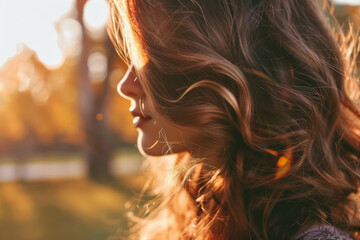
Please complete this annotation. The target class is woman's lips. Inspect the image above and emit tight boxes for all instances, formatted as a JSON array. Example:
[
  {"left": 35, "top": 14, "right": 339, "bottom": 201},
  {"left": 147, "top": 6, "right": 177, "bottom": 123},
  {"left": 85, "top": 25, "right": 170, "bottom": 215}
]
[{"left": 131, "top": 111, "right": 151, "bottom": 128}]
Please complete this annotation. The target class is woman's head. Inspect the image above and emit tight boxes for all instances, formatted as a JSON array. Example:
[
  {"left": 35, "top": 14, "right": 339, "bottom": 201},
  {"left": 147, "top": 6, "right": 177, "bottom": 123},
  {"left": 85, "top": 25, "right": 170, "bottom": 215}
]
[
  {"left": 109, "top": 0, "right": 360, "bottom": 239},
  {"left": 110, "top": 0, "right": 356, "bottom": 159}
]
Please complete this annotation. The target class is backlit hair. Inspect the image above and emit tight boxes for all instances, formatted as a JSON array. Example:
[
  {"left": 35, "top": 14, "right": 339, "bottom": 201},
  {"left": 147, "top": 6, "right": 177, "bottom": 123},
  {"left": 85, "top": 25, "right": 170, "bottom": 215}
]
[{"left": 108, "top": 0, "right": 360, "bottom": 239}]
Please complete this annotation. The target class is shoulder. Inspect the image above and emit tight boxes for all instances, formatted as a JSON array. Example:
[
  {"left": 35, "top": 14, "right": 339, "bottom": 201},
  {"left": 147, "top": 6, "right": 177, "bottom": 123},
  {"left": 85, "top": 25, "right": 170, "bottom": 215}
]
[{"left": 294, "top": 225, "right": 354, "bottom": 240}]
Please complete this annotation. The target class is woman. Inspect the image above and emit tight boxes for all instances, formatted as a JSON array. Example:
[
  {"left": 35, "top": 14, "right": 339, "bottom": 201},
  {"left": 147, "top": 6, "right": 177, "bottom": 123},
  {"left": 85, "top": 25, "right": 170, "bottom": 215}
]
[{"left": 108, "top": 0, "right": 360, "bottom": 239}]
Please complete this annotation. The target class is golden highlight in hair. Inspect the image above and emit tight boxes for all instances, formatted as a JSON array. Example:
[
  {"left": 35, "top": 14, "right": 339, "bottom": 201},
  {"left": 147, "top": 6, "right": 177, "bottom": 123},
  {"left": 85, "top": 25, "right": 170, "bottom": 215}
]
[{"left": 109, "top": 0, "right": 148, "bottom": 68}]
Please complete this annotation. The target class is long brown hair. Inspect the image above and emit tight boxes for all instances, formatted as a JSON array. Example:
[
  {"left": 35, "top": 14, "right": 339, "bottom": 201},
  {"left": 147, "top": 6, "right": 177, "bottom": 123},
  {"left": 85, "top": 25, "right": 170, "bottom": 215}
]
[{"left": 108, "top": 0, "right": 360, "bottom": 239}]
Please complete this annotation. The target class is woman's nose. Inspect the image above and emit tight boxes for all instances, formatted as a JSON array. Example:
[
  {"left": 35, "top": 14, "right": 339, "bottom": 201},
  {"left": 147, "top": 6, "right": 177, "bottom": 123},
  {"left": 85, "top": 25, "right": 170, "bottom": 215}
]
[{"left": 117, "top": 65, "right": 142, "bottom": 100}]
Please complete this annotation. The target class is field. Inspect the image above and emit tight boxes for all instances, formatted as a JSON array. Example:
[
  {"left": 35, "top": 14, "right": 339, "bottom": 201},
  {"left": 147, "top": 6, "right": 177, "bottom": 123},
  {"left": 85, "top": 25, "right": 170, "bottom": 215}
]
[{"left": 0, "top": 174, "right": 146, "bottom": 240}]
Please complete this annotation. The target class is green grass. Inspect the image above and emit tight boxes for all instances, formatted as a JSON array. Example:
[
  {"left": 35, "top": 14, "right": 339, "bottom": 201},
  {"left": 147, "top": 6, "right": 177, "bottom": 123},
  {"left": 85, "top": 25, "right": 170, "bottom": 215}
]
[{"left": 0, "top": 177, "right": 145, "bottom": 240}]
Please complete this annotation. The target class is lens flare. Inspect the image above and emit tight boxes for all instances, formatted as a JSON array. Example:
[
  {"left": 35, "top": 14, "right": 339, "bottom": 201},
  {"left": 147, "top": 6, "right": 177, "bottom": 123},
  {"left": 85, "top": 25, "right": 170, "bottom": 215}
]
[
  {"left": 87, "top": 51, "right": 108, "bottom": 84},
  {"left": 83, "top": 0, "right": 109, "bottom": 39},
  {"left": 58, "top": 18, "right": 83, "bottom": 58}
]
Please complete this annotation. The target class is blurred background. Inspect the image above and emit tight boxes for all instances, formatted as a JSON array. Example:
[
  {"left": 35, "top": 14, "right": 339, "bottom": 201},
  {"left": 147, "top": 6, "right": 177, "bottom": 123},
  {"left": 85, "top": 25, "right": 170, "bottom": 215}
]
[{"left": 0, "top": 0, "right": 359, "bottom": 239}]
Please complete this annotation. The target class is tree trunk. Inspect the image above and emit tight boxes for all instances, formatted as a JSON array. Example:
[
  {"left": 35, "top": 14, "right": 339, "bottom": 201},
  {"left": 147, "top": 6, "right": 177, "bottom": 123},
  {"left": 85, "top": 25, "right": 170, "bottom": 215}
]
[{"left": 76, "top": 0, "right": 113, "bottom": 180}]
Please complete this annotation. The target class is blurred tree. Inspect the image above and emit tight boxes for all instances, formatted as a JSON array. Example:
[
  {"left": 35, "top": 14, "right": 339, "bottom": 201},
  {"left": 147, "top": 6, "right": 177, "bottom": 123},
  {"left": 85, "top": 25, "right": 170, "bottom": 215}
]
[
  {"left": 0, "top": 50, "right": 84, "bottom": 156},
  {"left": 76, "top": 0, "right": 114, "bottom": 180},
  {"left": 0, "top": 0, "right": 137, "bottom": 169}
]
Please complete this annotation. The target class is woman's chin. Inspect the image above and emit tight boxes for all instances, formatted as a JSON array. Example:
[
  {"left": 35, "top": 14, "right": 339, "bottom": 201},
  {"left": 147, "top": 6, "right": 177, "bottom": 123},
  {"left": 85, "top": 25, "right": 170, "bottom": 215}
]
[
  {"left": 137, "top": 130, "right": 163, "bottom": 156},
  {"left": 136, "top": 130, "right": 186, "bottom": 157}
]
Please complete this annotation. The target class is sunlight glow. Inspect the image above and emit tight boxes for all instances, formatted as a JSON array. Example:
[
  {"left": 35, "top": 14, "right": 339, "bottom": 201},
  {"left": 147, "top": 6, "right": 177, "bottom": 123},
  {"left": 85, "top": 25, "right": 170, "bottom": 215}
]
[
  {"left": 332, "top": 0, "right": 360, "bottom": 5},
  {"left": 112, "top": 0, "right": 149, "bottom": 69},
  {"left": 88, "top": 51, "right": 108, "bottom": 84},
  {"left": 28, "top": 24, "right": 64, "bottom": 70},
  {"left": 0, "top": 0, "right": 75, "bottom": 69},
  {"left": 17, "top": 62, "right": 35, "bottom": 92},
  {"left": 58, "top": 18, "right": 83, "bottom": 58},
  {"left": 30, "top": 78, "right": 50, "bottom": 105},
  {"left": 83, "top": 0, "right": 109, "bottom": 39}
]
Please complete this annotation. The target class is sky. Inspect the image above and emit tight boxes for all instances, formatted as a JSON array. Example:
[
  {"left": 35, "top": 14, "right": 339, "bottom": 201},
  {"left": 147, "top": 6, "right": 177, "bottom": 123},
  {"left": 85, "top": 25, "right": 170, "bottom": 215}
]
[{"left": 0, "top": 0, "right": 108, "bottom": 70}]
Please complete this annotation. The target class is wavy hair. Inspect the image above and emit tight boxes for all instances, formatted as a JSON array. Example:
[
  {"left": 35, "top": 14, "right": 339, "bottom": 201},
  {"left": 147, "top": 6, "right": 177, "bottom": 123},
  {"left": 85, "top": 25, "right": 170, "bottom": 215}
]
[{"left": 108, "top": 0, "right": 360, "bottom": 239}]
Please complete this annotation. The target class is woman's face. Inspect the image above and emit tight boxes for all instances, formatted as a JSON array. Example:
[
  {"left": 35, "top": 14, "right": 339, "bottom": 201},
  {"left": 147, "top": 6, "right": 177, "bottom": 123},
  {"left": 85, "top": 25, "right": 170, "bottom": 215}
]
[{"left": 118, "top": 65, "right": 190, "bottom": 156}]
